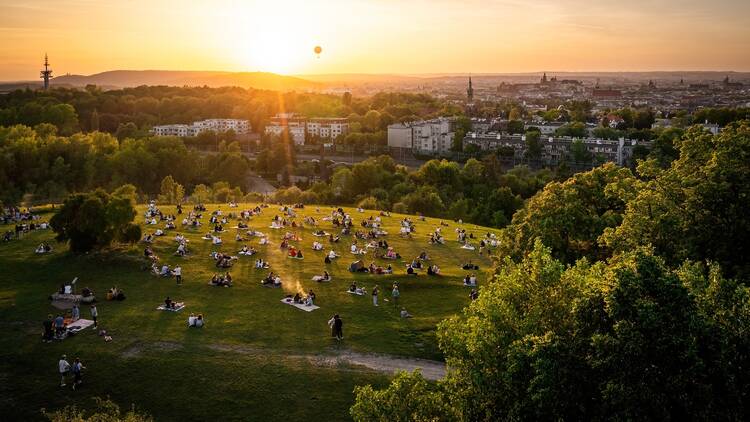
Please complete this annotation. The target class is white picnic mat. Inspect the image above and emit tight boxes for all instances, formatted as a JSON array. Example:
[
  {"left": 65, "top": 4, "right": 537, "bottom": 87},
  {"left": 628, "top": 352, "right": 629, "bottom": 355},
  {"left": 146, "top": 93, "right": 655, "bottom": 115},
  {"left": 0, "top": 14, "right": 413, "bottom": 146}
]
[
  {"left": 346, "top": 290, "right": 366, "bottom": 296},
  {"left": 156, "top": 303, "right": 185, "bottom": 312},
  {"left": 280, "top": 298, "right": 319, "bottom": 312},
  {"left": 67, "top": 318, "right": 95, "bottom": 333}
]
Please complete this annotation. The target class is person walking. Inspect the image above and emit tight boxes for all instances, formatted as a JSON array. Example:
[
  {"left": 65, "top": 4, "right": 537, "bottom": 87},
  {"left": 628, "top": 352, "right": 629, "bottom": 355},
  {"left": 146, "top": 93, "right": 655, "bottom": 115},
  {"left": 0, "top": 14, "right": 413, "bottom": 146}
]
[
  {"left": 391, "top": 284, "right": 400, "bottom": 307},
  {"left": 372, "top": 285, "right": 379, "bottom": 306},
  {"left": 173, "top": 265, "right": 182, "bottom": 285},
  {"left": 58, "top": 355, "right": 70, "bottom": 387},
  {"left": 71, "top": 358, "right": 86, "bottom": 390},
  {"left": 90, "top": 304, "right": 98, "bottom": 328},
  {"left": 328, "top": 314, "right": 343, "bottom": 341}
]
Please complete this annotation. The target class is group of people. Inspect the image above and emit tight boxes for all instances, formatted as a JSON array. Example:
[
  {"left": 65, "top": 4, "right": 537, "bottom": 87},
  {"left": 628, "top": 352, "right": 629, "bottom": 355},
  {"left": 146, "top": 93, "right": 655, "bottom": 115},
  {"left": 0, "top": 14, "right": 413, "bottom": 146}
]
[
  {"left": 210, "top": 272, "right": 233, "bottom": 287},
  {"left": 292, "top": 289, "right": 316, "bottom": 306},
  {"left": 58, "top": 354, "right": 86, "bottom": 389},
  {"left": 187, "top": 313, "right": 205, "bottom": 327},
  {"left": 261, "top": 272, "right": 282, "bottom": 287}
]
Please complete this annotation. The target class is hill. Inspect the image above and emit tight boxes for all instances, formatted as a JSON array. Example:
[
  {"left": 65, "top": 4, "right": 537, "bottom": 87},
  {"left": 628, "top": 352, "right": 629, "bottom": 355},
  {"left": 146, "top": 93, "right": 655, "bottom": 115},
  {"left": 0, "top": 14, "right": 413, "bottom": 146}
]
[
  {"left": 49, "top": 70, "right": 320, "bottom": 91},
  {"left": 0, "top": 203, "right": 499, "bottom": 421}
]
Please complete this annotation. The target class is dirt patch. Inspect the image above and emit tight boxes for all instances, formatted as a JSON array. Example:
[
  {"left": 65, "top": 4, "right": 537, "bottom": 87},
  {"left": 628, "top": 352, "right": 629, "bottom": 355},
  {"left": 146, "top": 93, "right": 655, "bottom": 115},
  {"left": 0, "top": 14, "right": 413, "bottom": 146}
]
[
  {"left": 121, "top": 341, "right": 182, "bottom": 358},
  {"left": 318, "top": 352, "right": 446, "bottom": 381}
]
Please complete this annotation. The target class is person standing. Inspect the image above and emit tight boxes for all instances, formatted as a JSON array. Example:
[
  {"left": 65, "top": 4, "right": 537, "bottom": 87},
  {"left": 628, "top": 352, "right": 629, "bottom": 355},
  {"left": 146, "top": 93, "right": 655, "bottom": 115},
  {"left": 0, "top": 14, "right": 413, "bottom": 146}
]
[
  {"left": 372, "top": 285, "right": 379, "bottom": 306},
  {"left": 90, "top": 304, "right": 98, "bottom": 328},
  {"left": 333, "top": 314, "right": 343, "bottom": 340},
  {"left": 173, "top": 265, "right": 182, "bottom": 285},
  {"left": 54, "top": 314, "right": 65, "bottom": 339},
  {"left": 71, "top": 304, "right": 80, "bottom": 321},
  {"left": 58, "top": 355, "right": 70, "bottom": 387},
  {"left": 391, "top": 284, "right": 400, "bottom": 307},
  {"left": 43, "top": 315, "right": 54, "bottom": 342},
  {"left": 71, "top": 358, "right": 85, "bottom": 390}
]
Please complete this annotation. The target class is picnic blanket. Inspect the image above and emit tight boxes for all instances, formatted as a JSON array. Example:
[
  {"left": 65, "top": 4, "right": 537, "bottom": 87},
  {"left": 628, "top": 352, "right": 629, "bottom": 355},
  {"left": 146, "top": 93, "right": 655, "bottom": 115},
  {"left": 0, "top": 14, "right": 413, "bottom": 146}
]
[
  {"left": 280, "top": 298, "right": 319, "bottom": 312},
  {"left": 157, "top": 302, "right": 185, "bottom": 312},
  {"left": 346, "top": 290, "right": 366, "bottom": 296},
  {"left": 461, "top": 244, "right": 476, "bottom": 250},
  {"left": 312, "top": 276, "right": 331, "bottom": 282},
  {"left": 67, "top": 318, "right": 95, "bottom": 334}
]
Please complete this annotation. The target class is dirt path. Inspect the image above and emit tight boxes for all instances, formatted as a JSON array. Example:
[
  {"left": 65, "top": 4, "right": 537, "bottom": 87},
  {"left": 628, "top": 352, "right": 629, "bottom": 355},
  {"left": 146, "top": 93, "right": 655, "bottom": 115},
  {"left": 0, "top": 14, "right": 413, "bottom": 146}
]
[{"left": 324, "top": 351, "right": 446, "bottom": 381}]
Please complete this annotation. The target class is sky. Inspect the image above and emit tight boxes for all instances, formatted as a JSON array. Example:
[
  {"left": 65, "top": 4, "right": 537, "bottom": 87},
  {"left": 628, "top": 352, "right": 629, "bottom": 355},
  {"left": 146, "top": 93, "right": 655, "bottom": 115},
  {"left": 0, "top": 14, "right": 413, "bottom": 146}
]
[{"left": 1, "top": 0, "right": 749, "bottom": 80}]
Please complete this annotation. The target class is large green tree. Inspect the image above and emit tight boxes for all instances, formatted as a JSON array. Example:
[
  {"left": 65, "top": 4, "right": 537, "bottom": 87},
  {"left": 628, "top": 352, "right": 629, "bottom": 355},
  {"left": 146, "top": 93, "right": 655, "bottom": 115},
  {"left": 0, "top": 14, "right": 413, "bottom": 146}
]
[{"left": 50, "top": 189, "right": 141, "bottom": 253}]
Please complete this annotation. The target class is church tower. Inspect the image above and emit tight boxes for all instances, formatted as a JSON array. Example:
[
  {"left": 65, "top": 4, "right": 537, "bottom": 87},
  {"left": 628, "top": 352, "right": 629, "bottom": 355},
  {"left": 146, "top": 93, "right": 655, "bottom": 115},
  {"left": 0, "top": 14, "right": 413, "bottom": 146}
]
[
  {"left": 467, "top": 76, "right": 474, "bottom": 103},
  {"left": 40, "top": 54, "right": 52, "bottom": 90}
]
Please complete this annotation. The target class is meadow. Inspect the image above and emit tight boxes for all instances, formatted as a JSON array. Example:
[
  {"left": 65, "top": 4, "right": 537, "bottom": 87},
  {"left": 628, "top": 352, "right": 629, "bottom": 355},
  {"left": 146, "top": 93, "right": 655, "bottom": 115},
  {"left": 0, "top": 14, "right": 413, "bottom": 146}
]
[{"left": 0, "top": 203, "right": 500, "bottom": 421}]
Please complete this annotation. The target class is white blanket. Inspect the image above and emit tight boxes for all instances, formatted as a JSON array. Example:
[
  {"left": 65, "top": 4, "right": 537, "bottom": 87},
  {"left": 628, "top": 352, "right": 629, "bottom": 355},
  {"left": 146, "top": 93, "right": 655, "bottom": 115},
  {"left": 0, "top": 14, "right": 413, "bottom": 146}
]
[
  {"left": 280, "top": 298, "right": 319, "bottom": 312},
  {"left": 67, "top": 318, "right": 95, "bottom": 333},
  {"left": 346, "top": 290, "right": 366, "bottom": 296},
  {"left": 157, "top": 303, "right": 185, "bottom": 312}
]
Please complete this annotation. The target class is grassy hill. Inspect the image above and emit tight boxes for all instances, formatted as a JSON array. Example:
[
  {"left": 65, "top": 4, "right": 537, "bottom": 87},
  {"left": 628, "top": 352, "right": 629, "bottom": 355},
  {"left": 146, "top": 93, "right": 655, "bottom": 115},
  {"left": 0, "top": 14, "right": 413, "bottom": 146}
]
[{"left": 0, "top": 203, "right": 500, "bottom": 421}]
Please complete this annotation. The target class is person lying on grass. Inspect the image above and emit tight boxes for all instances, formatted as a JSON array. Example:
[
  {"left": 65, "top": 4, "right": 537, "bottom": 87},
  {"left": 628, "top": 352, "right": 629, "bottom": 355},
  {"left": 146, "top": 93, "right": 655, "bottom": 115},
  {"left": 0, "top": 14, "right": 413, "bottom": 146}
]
[{"left": 313, "top": 271, "right": 331, "bottom": 282}]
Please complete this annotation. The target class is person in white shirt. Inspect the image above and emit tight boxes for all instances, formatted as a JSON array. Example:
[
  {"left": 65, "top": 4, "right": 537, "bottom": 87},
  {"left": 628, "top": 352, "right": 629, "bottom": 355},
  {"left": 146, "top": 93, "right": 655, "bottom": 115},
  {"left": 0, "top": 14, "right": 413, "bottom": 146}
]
[
  {"left": 187, "top": 313, "right": 196, "bottom": 327},
  {"left": 173, "top": 266, "right": 182, "bottom": 285},
  {"left": 58, "top": 355, "right": 71, "bottom": 387}
]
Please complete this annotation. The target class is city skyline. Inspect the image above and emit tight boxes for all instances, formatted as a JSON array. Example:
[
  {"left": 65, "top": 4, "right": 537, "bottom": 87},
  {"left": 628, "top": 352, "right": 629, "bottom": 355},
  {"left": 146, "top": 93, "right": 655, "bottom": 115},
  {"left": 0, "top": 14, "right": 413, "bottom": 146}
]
[{"left": 1, "top": 0, "right": 750, "bottom": 81}]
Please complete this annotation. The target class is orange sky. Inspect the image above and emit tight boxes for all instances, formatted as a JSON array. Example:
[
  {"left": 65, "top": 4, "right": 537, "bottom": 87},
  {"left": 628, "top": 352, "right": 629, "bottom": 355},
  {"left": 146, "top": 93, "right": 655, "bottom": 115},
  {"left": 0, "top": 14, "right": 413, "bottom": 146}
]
[{"left": 1, "top": 0, "right": 749, "bottom": 80}]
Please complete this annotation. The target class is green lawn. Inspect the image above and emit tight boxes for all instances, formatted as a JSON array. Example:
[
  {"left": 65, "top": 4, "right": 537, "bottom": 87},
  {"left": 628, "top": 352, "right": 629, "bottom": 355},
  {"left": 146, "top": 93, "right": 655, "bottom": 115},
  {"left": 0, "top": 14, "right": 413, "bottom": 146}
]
[{"left": 0, "top": 203, "right": 499, "bottom": 421}]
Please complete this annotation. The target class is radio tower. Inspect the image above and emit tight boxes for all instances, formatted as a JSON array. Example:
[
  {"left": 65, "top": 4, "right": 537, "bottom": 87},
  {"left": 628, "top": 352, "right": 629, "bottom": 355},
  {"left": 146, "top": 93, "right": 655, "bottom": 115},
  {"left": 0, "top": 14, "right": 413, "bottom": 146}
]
[{"left": 40, "top": 54, "right": 52, "bottom": 90}]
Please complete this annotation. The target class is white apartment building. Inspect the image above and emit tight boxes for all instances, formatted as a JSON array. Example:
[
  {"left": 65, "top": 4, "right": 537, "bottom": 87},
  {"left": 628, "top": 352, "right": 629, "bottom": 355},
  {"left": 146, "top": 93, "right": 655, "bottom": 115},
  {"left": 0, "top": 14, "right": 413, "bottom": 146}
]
[
  {"left": 387, "top": 118, "right": 456, "bottom": 155},
  {"left": 264, "top": 114, "right": 349, "bottom": 146},
  {"left": 151, "top": 119, "right": 251, "bottom": 137}
]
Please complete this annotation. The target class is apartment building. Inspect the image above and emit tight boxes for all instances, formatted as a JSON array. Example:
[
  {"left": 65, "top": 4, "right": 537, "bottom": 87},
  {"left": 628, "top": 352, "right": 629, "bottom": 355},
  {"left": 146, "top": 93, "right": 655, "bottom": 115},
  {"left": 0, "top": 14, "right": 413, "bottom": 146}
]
[
  {"left": 387, "top": 117, "right": 456, "bottom": 155},
  {"left": 151, "top": 119, "right": 251, "bottom": 137}
]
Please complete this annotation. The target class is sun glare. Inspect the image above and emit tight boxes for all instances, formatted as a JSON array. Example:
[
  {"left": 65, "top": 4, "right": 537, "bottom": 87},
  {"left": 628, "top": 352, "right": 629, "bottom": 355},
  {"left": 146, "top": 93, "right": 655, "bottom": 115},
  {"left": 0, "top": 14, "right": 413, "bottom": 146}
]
[{"left": 222, "top": 1, "right": 321, "bottom": 74}]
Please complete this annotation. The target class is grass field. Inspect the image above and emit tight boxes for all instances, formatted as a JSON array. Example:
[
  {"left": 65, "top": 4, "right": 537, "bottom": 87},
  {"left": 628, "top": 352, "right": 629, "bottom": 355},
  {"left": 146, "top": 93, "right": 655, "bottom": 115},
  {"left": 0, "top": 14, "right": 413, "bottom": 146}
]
[{"left": 0, "top": 203, "right": 500, "bottom": 421}]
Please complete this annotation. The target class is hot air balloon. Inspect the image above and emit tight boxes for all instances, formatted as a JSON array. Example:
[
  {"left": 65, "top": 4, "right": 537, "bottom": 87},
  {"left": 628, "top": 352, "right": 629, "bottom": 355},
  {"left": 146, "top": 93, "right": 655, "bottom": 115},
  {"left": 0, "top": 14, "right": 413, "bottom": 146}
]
[{"left": 314, "top": 46, "right": 322, "bottom": 58}]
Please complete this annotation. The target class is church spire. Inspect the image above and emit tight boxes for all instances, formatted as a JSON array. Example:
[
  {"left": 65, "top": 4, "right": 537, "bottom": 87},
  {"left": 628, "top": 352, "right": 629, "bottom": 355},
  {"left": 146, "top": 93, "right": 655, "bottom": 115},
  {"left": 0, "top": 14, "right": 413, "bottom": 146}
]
[{"left": 467, "top": 75, "right": 474, "bottom": 103}]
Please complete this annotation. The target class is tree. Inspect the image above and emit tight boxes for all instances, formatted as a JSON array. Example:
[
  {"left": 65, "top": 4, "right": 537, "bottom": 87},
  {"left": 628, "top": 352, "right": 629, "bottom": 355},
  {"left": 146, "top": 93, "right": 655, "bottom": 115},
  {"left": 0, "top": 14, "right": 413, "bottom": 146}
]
[
  {"left": 603, "top": 121, "right": 750, "bottom": 278},
  {"left": 90, "top": 109, "right": 100, "bottom": 132},
  {"left": 351, "top": 371, "right": 454, "bottom": 422},
  {"left": 353, "top": 243, "right": 750, "bottom": 420},
  {"left": 568, "top": 139, "right": 592, "bottom": 163},
  {"left": 342, "top": 91, "right": 352, "bottom": 107},
  {"left": 158, "top": 175, "right": 185, "bottom": 204},
  {"left": 43, "top": 397, "right": 153, "bottom": 422},
  {"left": 115, "top": 122, "right": 139, "bottom": 141},
  {"left": 500, "top": 163, "right": 638, "bottom": 264},
  {"left": 524, "top": 130, "right": 542, "bottom": 162},
  {"left": 50, "top": 189, "right": 140, "bottom": 253}
]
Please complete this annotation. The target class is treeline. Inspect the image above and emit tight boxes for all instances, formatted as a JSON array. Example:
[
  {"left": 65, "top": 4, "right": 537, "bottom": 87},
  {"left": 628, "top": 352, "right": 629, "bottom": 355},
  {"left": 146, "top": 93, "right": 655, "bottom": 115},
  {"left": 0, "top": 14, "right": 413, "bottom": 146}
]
[
  {"left": 351, "top": 121, "right": 750, "bottom": 421},
  {"left": 271, "top": 155, "right": 556, "bottom": 228},
  {"left": 0, "top": 86, "right": 461, "bottom": 145},
  {"left": 0, "top": 124, "right": 249, "bottom": 205}
]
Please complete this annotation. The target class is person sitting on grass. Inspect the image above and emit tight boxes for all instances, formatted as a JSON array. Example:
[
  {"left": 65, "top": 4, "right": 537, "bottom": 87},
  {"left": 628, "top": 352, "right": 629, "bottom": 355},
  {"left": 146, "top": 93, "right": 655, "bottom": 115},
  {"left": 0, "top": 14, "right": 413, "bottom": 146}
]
[
  {"left": 324, "top": 255, "right": 332, "bottom": 264},
  {"left": 312, "top": 241, "right": 323, "bottom": 251},
  {"left": 164, "top": 296, "right": 175, "bottom": 309},
  {"left": 35, "top": 242, "right": 52, "bottom": 254},
  {"left": 203, "top": 232, "right": 213, "bottom": 240},
  {"left": 176, "top": 242, "right": 187, "bottom": 256},
  {"left": 400, "top": 308, "right": 413, "bottom": 318},
  {"left": 427, "top": 264, "right": 440, "bottom": 276},
  {"left": 406, "top": 265, "right": 416, "bottom": 275},
  {"left": 255, "top": 258, "right": 269, "bottom": 269},
  {"left": 160, "top": 264, "right": 171, "bottom": 277},
  {"left": 188, "top": 312, "right": 196, "bottom": 326},
  {"left": 469, "top": 289, "right": 479, "bottom": 300},
  {"left": 306, "top": 289, "right": 316, "bottom": 306}
]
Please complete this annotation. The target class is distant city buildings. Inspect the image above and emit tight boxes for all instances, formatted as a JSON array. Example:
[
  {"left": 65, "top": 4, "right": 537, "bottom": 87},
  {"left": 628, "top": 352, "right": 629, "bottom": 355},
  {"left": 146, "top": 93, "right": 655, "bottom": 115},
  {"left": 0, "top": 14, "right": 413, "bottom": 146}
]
[
  {"left": 387, "top": 117, "right": 456, "bottom": 155},
  {"left": 264, "top": 113, "right": 349, "bottom": 145},
  {"left": 151, "top": 119, "right": 251, "bottom": 137},
  {"left": 463, "top": 132, "right": 650, "bottom": 167}
]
